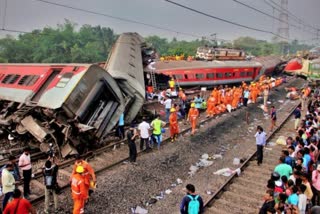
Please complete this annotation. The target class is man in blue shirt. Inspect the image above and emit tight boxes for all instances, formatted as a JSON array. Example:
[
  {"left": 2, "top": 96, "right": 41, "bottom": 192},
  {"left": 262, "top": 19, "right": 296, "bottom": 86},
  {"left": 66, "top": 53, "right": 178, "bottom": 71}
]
[{"left": 282, "top": 150, "right": 294, "bottom": 167}]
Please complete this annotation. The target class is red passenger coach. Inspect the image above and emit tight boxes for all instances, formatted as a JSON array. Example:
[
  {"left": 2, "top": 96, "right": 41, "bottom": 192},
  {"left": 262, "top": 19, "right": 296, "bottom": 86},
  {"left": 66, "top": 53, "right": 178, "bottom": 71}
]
[
  {"left": 154, "top": 60, "right": 262, "bottom": 86},
  {"left": 151, "top": 56, "right": 282, "bottom": 87}
]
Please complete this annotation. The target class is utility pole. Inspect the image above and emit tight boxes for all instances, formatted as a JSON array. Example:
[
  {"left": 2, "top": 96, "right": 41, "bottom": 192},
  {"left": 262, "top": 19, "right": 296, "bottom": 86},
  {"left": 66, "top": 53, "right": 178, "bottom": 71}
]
[
  {"left": 210, "top": 33, "right": 217, "bottom": 47},
  {"left": 277, "top": 0, "right": 289, "bottom": 55}
]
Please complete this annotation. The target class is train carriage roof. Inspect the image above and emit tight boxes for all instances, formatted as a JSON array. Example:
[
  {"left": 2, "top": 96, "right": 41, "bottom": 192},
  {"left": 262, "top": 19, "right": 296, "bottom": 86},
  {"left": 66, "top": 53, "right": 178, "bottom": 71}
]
[{"left": 153, "top": 60, "right": 262, "bottom": 71}]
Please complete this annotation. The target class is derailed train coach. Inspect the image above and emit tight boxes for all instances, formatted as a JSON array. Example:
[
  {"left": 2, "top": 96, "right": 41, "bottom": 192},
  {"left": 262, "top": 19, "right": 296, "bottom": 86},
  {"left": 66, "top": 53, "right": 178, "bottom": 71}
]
[
  {"left": 104, "top": 33, "right": 146, "bottom": 124},
  {"left": 0, "top": 32, "right": 148, "bottom": 157}
]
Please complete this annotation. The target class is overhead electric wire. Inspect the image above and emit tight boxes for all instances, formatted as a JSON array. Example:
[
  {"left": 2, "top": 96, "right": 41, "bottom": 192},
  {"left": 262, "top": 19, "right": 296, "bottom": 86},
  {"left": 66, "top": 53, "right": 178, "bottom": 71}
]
[
  {"left": 164, "top": 0, "right": 288, "bottom": 40},
  {"left": 32, "top": 0, "right": 213, "bottom": 41}
]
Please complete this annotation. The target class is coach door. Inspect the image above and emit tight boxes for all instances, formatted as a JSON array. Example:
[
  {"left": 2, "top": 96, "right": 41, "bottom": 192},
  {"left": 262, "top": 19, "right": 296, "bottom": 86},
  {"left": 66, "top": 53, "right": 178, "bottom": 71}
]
[{"left": 31, "top": 69, "right": 62, "bottom": 102}]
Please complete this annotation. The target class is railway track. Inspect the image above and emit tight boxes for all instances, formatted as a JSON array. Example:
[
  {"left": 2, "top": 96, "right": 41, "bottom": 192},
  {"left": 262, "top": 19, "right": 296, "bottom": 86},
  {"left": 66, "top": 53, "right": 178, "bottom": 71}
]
[
  {"left": 15, "top": 77, "right": 296, "bottom": 209},
  {"left": 203, "top": 100, "right": 300, "bottom": 213},
  {"left": 28, "top": 94, "right": 230, "bottom": 206}
]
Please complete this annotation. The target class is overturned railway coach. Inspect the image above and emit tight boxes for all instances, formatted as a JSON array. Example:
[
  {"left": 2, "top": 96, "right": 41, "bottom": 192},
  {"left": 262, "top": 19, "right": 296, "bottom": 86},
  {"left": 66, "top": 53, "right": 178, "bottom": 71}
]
[{"left": 0, "top": 32, "right": 148, "bottom": 157}]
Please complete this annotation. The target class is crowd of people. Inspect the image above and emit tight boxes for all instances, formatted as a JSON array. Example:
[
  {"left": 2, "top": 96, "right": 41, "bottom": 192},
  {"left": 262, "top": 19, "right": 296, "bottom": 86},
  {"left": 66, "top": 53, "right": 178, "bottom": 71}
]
[
  {"left": 128, "top": 75, "right": 306, "bottom": 165},
  {"left": 0, "top": 147, "right": 97, "bottom": 214},
  {"left": 258, "top": 95, "right": 320, "bottom": 214}
]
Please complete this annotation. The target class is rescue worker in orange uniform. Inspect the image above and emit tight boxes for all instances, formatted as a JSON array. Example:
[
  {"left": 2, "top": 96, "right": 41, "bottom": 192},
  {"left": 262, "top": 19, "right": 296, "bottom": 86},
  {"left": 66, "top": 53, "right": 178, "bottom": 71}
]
[
  {"left": 71, "top": 166, "right": 88, "bottom": 214},
  {"left": 231, "top": 87, "right": 241, "bottom": 110},
  {"left": 71, "top": 155, "right": 96, "bottom": 199},
  {"left": 206, "top": 94, "right": 216, "bottom": 118},
  {"left": 224, "top": 88, "right": 233, "bottom": 106},
  {"left": 250, "top": 83, "right": 258, "bottom": 103},
  {"left": 169, "top": 108, "right": 179, "bottom": 142},
  {"left": 211, "top": 88, "right": 219, "bottom": 101},
  {"left": 187, "top": 103, "right": 199, "bottom": 135}
]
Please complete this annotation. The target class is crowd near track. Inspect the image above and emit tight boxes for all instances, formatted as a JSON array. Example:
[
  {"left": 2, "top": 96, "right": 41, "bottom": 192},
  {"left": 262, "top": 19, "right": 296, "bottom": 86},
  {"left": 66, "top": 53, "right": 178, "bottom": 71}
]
[
  {"left": 204, "top": 102, "right": 300, "bottom": 213},
  {"left": 26, "top": 87, "right": 228, "bottom": 206},
  {"left": 7, "top": 76, "right": 301, "bottom": 213}
]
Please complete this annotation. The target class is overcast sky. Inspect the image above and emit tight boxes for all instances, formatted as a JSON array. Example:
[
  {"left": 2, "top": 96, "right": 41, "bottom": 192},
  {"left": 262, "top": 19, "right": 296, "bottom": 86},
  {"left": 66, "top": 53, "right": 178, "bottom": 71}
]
[{"left": 0, "top": 0, "right": 319, "bottom": 44}]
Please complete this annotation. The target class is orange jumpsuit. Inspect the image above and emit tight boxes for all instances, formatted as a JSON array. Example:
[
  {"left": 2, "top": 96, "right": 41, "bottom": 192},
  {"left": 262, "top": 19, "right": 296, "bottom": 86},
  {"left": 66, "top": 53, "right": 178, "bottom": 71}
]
[
  {"left": 224, "top": 91, "right": 233, "bottom": 105},
  {"left": 206, "top": 96, "right": 216, "bottom": 117},
  {"left": 231, "top": 88, "right": 241, "bottom": 109},
  {"left": 188, "top": 107, "right": 199, "bottom": 135},
  {"left": 71, "top": 173, "right": 88, "bottom": 214},
  {"left": 251, "top": 85, "right": 258, "bottom": 103},
  {"left": 72, "top": 160, "right": 96, "bottom": 196},
  {"left": 169, "top": 112, "right": 179, "bottom": 139},
  {"left": 211, "top": 89, "right": 219, "bottom": 101}
]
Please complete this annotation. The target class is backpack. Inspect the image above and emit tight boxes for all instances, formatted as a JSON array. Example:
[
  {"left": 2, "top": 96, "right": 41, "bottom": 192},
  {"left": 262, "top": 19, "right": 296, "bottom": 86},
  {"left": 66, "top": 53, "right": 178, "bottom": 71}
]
[
  {"left": 44, "top": 168, "right": 54, "bottom": 189},
  {"left": 187, "top": 195, "right": 200, "bottom": 214}
]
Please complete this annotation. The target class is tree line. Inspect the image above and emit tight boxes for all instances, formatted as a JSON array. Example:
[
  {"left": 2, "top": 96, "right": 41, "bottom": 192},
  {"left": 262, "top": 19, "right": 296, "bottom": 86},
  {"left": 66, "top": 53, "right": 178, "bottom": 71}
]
[{"left": 0, "top": 21, "right": 314, "bottom": 63}]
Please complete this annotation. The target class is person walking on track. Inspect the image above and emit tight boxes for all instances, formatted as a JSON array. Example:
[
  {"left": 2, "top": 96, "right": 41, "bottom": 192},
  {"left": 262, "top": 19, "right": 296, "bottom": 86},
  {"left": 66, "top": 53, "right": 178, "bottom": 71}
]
[
  {"left": 71, "top": 155, "right": 96, "bottom": 200},
  {"left": 71, "top": 165, "right": 87, "bottom": 214},
  {"left": 270, "top": 106, "right": 277, "bottom": 132},
  {"left": 169, "top": 107, "right": 179, "bottom": 142},
  {"left": 188, "top": 103, "right": 199, "bottom": 135},
  {"left": 255, "top": 125, "right": 266, "bottom": 166},
  {"left": 151, "top": 114, "right": 166, "bottom": 149}
]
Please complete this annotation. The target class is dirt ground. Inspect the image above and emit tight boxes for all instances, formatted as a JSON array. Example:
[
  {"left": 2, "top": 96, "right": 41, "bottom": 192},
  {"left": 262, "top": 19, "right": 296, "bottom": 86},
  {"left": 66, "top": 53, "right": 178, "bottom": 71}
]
[{"left": 35, "top": 77, "right": 305, "bottom": 214}]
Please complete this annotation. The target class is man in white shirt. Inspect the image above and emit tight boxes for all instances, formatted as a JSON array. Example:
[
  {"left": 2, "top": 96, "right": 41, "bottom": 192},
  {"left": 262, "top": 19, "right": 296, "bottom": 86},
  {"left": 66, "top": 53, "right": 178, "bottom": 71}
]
[
  {"left": 138, "top": 118, "right": 151, "bottom": 151},
  {"left": 19, "top": 147, "right": 32, "bottom": 199},
  {"left": 255, "top": 126, "right": 266, "bottom": 166},
  {"left": 163, "top": 97, "right": 172, "bottom": 122}
]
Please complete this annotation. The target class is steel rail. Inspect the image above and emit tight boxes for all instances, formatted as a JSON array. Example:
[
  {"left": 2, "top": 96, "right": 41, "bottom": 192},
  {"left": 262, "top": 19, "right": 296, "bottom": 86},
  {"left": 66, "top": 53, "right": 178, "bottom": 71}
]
[{"left": 203, "top": 101, "right": 300, "bottom": 210}]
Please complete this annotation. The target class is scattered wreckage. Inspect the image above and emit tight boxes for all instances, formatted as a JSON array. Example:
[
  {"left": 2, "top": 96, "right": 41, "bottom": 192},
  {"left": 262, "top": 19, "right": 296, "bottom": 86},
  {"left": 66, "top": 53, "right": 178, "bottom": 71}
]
[{"left": 0, "top": 33, "right": 153, "bottom": 157}]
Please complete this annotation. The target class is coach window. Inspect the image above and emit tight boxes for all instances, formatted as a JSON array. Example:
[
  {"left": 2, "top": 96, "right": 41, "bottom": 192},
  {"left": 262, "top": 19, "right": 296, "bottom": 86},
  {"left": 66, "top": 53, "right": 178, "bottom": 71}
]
[
  {"left": 174, "top": 74, "right": 183, "bottom": 80},
  {"left": 2, "top": 74, "right": 20, "bottom": 84},
  {"left": 188, "top": 74, "right": 195, "bottom": 79},
  {"left": 247, "top": 72, "right": 253, "bottom": 76},
  {"left": 240, "top": 72, "right": 246, "bottom": 77},
  {"left": 206, "top": 73, "right": 214, "bottom": 79},
  {"left": 27, "top": 75, "right": 39, "bottom": 86},
  {"left": 225, "top": 72, "right": 232, "bottom": 78},
  {"left": 216, "top": 73, "right": 223, "bottom": 78},
  {"left": 19, "top": 75, "right": 39, "bottom": 86},
  {"left": 184, "top": 74, "right": 188, "bottom": 79},
  {"left": 9, "top": 74, "right": 20, "bottom": 84},
  {"left": 196, "top": 74, "right": 204, "bottom": 79},
  {"left": 56, "top": 72, "right": 73, "bottom": 88}
]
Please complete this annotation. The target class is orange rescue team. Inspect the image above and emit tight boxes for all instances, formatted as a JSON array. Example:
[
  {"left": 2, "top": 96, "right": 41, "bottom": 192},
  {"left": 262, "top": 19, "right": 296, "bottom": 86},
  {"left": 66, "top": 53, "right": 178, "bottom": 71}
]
[{"left": 70, "top": 155, "right": 96, "bottom": 214}]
